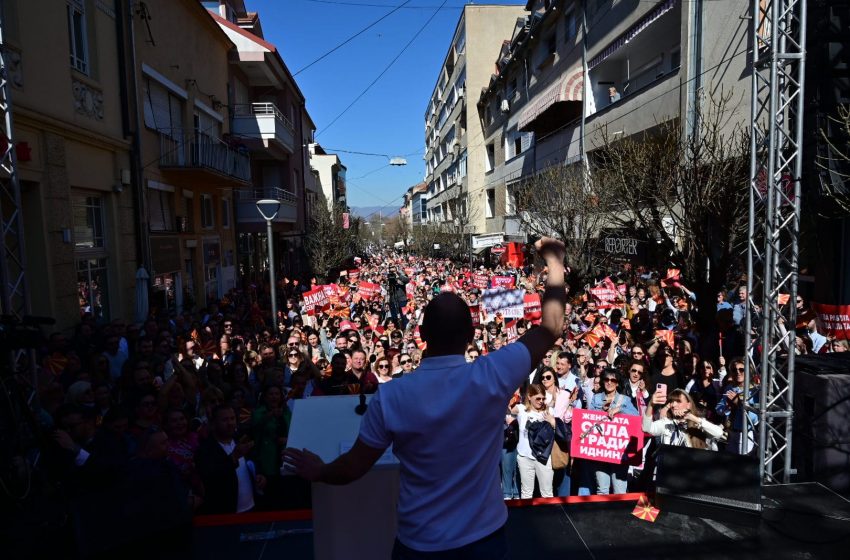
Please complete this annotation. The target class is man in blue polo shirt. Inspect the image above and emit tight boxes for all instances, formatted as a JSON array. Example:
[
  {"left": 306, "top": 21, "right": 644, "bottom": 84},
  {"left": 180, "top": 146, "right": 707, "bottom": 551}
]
[{"left": 283, "top": 238, "right": 566, "bottom": 558}]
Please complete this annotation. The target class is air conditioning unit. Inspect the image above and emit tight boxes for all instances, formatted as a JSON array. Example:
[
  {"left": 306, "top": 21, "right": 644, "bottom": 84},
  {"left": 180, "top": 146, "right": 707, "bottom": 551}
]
[
  {"left": 458, "top": 88, "right": 465, "bottom": 98},
  {"left": 500, "top": 99, "right": 510, "bottom": 113}
]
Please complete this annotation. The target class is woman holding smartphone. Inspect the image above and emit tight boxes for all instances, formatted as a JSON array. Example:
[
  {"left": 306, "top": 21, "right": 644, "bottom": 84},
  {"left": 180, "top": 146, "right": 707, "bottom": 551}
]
[{"left": 512, "top": 384, "right": 556, "bottom": 499}]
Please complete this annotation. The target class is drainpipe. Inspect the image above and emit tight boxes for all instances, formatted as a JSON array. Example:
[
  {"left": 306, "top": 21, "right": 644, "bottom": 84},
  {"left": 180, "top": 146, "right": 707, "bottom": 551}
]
[
  {"left": 686, "top": 0, "right": 704, "bottom": 142},
  {"left": 121, "top": 0, "right": 151, "bottom": 275}
]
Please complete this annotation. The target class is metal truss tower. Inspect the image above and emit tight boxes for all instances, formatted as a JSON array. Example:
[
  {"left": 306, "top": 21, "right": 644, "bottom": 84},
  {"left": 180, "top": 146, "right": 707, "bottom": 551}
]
[
  {"left": 745, "top": 0, "right": 807, "bottom": 483},
  {"left": 0, "top": 12, "right": 31, "bottom": 345}
]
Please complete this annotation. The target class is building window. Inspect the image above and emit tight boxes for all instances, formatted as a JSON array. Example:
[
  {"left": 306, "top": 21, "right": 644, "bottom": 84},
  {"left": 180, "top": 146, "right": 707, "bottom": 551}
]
[
  {"left": 77, "top": 257, "right": 110, "bottom": 321},
  {"left": 73, "top": 192, "right": 109, "bottom": 321},
  {"left": 67, "top": 0, "right": 89, "bottom": 74},
  {"left": 148, "top": 189, "right": 174, "bottom": 232},
  {"left": 547, "top": 34, "right": 557, "bottom": 55},
  {"left": 486, "top": 144, "right": 495, "bottom": 172},
  {"left": 221, "top": 198, "right": 231, "bottom": 229},
  {"left": 507, "top": 78, "right": 517, "bottom": 100},
  {"left": 565, "top": 8, "right": 577, "bottom": 42},
  {"left": 506, "top": 184, "right": 516, "bottom": 216},
  {"left": 73, "top": 194, "right": 106, "bottom": 249},
  {"left": 201, "top": 194, "right": 215, "bottom": 229},
  {"left": 143, "top": 78, "right": 185, "bottom": 136},
  {"left": 485, "top": 189, "right": 496, "bottom": 218}
]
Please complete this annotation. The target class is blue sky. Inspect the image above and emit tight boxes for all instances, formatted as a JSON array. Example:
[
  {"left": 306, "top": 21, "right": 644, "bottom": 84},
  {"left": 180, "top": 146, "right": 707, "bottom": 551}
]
[{"left": 250, "top": 0, "right": 521, "bottom": 209}]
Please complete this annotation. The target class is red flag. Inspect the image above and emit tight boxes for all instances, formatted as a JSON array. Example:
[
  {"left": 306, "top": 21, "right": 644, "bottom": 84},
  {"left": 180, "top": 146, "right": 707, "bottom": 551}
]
[{"left": 632, "top": 495, "right": 660, "bottom": 522}]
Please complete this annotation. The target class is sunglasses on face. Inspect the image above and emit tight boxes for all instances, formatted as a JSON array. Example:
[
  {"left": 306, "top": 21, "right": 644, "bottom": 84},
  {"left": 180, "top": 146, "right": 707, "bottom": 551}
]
[
  {"left": 736, "top": 367, "right": 745, "bottom": 372},
  {"left": 632, "top": 350, "right": 643, "bottom": 355},
  {"left": 629, "top": 368, "right": 643, "bottom": 373},
  {"left": 377, "top": 364, "right": 389, "bottom": 369},
  {"left": 288, "top": 352, "right": 299, "bottom": 357},
  {"left": 603, "top": 378, "right": 618, "bottom": 384},
  {"left": 542, "top": 375, "right": 554, "bottom": 380},
  {"left": 468, "top": 354, "right": 479, "bottom": 359},
  {"left": 400, "top": 359, "right": 412, "bottom": 365}
]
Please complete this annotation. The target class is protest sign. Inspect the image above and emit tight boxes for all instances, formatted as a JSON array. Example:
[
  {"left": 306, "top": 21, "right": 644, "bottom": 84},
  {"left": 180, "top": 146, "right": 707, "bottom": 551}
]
[
  {"left": 302, "top": 287, "right": 329, "bottom": 315},
  {"left": 348, "top": 269, "right": 361, "bottom": 282},
  {"left": 472, "top": 274, "right": 490, "bottom": 289},
  {"left": 469, "top": 304, "right": 481, "bottom": 327},
  {"left": 357, "top": 281, "right": 381, "bottom": 300},
  {"left": 482, "top": 288, "right": 525, "bottom": 320},
  {"left": 504, "top": 320, "right": 519, "bottom": 343},
  {"left": 570, "top": 409, "right": 644, "bottom": 465},
  {"left": 813, "top": 302, "right": 850, "bottom": 340},
  {"left": 492, "top": 275, "right": 516, "bottom": 289},
  {"left": 589, "top": 286, "right": 620, "bottom": 309},
  {"left": 523, "top": 293, "right": 542, "bottom": 320}
]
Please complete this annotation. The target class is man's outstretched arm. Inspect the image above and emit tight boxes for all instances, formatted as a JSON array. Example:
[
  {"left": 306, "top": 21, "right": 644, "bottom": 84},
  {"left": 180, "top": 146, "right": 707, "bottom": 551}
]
[
  {"left": 282, "top": 438, "right": 385, "bottom": 485},
  {"left": 520, "top": 237, "right": 567, "bottom": 367}
]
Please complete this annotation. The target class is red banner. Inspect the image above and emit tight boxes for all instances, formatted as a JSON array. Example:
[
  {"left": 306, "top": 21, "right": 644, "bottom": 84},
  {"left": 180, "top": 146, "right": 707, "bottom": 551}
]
[
  {"left": 357, "top": 281, "right": 382, "bottom": 300},
  {"left": 570, "top": 409, "right": 644, "bottom": 465},
  {"left": 813, "top": 302, "right": 850, "bottom": 340},
  {"left": 504, "top": 320, "right": 519, "bottom": 343},
  {"left": 348, "top": 269, "right": 361, "bottom": 282},
  {"left": 590, "top": 286, "right": 620, "bottom": 309},
  {"left": 473, "top": 274, "right": 490, "bottom": 289},
  {"left": 302, "top": 287, "right": 329, "bottom": 315},
  {"left": 469, "top": 304, "right": 481, "bottom": 327},
  {"left": 523, "top": 293, "right": 542, "bottom": 320},
  {"left": 492, "top": 275, "right": 515, "bottom": 289}
]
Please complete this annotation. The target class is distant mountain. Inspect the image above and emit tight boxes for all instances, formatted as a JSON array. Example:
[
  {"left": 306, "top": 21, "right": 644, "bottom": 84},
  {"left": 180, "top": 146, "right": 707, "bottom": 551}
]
[{"left": 349, "top": 206, "right": 401, "bottom": 220}]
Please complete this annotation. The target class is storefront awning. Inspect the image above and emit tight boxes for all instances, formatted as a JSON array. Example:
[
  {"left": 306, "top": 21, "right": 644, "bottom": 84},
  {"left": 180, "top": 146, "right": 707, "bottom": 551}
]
[{"left": 518, "top": 67, "right": 583, "bottom": 131}]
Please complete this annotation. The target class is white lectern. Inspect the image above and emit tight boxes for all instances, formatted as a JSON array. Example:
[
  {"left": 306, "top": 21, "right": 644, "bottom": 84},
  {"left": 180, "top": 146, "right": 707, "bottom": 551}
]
[{"left": 285, "top": 395, "right": 400, "bottom": 560}]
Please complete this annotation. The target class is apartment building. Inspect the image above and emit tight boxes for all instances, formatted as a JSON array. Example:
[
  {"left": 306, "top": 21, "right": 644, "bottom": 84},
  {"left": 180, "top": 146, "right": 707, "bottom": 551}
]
[
  {"left": 309, "top": 144, "right": 347, "bottom": 212},
  {"left": 208, "top": 0, "right": 314, "bottom": 280},
  {"left": 6, "top": 0, "right": 136, "bottom": 331},
  {"left": 400, "top": 182, "right": 428, "bottom": 228},
  {"left": 423, "top": 4, "right": 526, "bottom": 234},
  {"left": 477, "top": 0, "right": 750, "bottom": 240}
]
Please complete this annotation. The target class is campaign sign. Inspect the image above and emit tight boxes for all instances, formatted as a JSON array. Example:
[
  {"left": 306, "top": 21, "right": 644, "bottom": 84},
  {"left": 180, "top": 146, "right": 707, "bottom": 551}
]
[
  {"left": 504, "top": 320, "right": 519, "bottom": 343},
  {"left": 303, "top": 287, "right": 329, "bottom": 315},
  {"left": 589, "top": 287, "right": 620, "bottom": 309},
  {"left": 813, "top": 302, "right": 850, "bottom": 340},
  {"left": 357, "top": 281, "right": 381, "bottom": 300},
  {"left": 523, "top": 293, "right": 542, "bottom": 320},
  {"left": 492, "top": 275, "right": 516, "bottom": 289},
  {"left": 469, "top": 305, "right": 481, "bottom": 327},
  {"left": 473, "top": 274, "right": 490, "bottom": 289},
  {"left": 482, "top": 288, "right": 525, "bottom": 320},
  {"left": 570, "top": 409, "right": 644, "bottom": 465}
]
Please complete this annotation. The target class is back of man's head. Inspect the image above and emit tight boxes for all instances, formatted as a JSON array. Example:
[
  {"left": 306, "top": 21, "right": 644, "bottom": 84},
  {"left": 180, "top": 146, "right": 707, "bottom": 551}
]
[{"left": 421, "top": 293, "right": 473, "bottom": 355}]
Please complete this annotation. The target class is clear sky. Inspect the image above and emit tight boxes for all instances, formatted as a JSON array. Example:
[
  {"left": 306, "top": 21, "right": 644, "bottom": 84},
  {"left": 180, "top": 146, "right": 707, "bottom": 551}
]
[{"left": 250, "top": 0, "right": 523, "bottom": 210}]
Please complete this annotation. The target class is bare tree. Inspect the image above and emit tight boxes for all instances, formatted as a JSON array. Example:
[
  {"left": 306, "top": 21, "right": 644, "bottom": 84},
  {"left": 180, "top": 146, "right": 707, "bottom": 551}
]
[
  {"left": 593, "top": 90, "right": 751, "bottom": 329},
  {"left": 817, "top": 103, "right": 850, "bottom": 214},
  {"left": 304, "top": 193, "right": 356, "bottom": 281},
  {"left": 383, "top": 214, "right": 411, "bottom": 247},
  {"left": 513, "top": 163, "right": 609, "bottom": 282}
]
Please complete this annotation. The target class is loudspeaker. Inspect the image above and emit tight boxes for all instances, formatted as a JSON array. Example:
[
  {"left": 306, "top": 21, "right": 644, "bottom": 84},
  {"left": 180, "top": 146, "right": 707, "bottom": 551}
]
[{"left": 655, "top": 445, "right": 762, "bottom": 526}]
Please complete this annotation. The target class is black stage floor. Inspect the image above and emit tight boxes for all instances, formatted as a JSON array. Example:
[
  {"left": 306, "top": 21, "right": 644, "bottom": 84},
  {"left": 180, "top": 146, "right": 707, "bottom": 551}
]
[{"left": 192, "top": 482, "right": 850, "bottom": 560}]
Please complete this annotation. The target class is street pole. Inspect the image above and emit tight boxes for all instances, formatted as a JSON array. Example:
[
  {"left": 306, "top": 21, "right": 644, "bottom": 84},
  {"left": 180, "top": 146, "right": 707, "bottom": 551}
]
[
  {"left": 266, "top": 218, "right": 278, "bottom": 331},
  {"left": 256, "top": 199, "right": 282, "bottom": 331}
]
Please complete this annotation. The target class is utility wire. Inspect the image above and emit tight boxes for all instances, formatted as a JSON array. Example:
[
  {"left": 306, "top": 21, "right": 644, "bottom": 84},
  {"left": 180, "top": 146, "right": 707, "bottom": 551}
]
[
  {"left": 316, "top": 0, "right": 451, "bottom": 137},
  {"left": 293, "top": 0, "right": 413, "bottom": 76},
  {"left": 301, "top": 0, "right": 464, "bottom": 9}
]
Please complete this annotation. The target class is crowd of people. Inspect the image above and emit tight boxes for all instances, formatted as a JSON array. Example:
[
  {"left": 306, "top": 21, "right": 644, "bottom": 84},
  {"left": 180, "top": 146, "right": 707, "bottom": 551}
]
[{"left": 24, "top": 249, "right": 848, "bottom": 542}]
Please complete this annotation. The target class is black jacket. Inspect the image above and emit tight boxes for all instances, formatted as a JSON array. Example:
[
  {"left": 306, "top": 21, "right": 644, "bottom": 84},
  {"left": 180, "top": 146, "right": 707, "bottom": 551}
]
[{"left": 195, "top": 436, "right": 242, "bottom": 514}]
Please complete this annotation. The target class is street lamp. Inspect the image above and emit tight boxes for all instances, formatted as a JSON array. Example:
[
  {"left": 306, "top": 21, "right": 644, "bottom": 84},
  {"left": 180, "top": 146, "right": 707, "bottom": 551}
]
[{"left": 256, "top": 199, "right": 281, "bottom": 330}]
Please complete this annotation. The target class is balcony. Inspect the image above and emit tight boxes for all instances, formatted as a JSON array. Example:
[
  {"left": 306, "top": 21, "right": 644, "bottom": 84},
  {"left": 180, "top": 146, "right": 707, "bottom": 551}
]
[
  {"left": 235, "top": 187, "right": 298, "bottom": 225},
  {"left": 159, "top": 130, "right": 250, "bottom": 184},
  {"left": 231, "top": 103, "right": 296, "bottom": 154}
]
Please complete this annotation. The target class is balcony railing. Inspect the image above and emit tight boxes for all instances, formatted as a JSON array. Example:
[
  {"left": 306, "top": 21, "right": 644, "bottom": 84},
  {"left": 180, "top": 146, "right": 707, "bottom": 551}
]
[
  {"left": 159, "top": 130, "right": 250, "bottom": 182},
  {"left": 234, "top": 187, "right": 297, "bottom": 205},
  {"left": 234, "top": 187, "right": 298, "bottom": 224},
  {"left": 232, "top": 103, "right": 296, "bottom": 153}
]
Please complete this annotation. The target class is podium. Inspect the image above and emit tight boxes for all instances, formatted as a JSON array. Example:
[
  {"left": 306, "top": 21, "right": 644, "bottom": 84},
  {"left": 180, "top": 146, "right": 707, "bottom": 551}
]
[{"left": 285, "top": 395, "right": 400, "bottom": 560}]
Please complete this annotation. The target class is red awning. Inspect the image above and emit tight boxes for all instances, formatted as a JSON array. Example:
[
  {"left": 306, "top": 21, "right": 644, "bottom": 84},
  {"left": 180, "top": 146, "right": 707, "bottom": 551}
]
[{"left": 518, "top": 67, "right": 583, "bottom": 130}]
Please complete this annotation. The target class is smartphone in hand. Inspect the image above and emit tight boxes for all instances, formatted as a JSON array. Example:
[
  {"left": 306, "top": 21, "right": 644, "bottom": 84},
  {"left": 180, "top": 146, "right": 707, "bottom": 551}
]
[{"left": 655, "top": 383, "right": 667, "bottom": 401}]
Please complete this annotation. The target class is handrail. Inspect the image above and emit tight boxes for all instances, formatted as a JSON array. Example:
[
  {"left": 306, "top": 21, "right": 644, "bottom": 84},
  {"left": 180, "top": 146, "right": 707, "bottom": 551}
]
[
  {"left": 158, "top": 129, "right": 250, "bottom": 181},
  {"left": 233, "top": 102, "right": 295, "bottom": 132},
  {"left": 234, "top": 187, "right": 297, "bottom": 205}
]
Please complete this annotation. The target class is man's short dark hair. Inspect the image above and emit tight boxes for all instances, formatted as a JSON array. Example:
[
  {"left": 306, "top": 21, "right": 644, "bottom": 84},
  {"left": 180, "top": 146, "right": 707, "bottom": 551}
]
[
  {"left": 557, "top": 351, "right": 573, "bottom": 363},
  {"left": 421, "top": 293, "right": 473, "bottom": 351}
]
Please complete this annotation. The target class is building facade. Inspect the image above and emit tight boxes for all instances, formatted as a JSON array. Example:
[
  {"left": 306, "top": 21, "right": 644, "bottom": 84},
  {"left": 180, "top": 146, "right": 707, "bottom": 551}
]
[
  {"left": 209, "top": 0, "right": 314, "bottom": 282},
  {"left": 477, "top": 0, "right": 751, "bottom": 241},
  {"left": 423, "top": 4, "right": 526, "bottom": 235},
  {"left": 309, "top": 143, "right": 347, "bottom": 212},
  {"left": 7, "top": 0, "right": 136, "bottom": 331}
]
